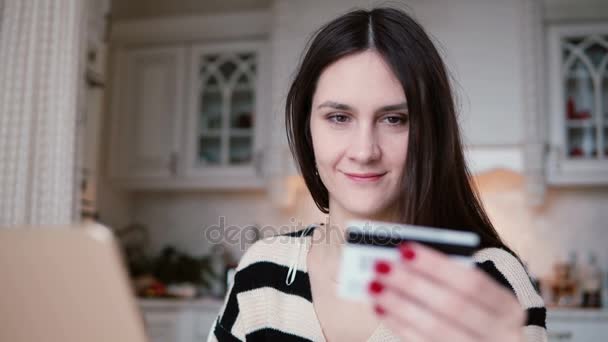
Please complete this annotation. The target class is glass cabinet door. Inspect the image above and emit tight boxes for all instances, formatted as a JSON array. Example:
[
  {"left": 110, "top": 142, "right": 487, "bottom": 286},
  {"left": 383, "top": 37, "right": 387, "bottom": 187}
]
[
  {"left": 196, "top": 49, "right": 257, "bottom": 167},
  {"left": 561, "top": 34, "right": 608, "bottom": 159}
]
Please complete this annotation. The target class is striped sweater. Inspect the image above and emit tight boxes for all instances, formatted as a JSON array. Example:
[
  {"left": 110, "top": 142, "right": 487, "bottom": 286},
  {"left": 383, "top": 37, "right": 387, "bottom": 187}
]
[{"left": 207, "top": 224, "right": 547, "bottom": 341}]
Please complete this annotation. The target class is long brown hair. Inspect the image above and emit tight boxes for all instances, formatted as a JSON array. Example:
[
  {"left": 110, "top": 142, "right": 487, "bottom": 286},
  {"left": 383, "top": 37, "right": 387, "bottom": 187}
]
[{"left": 285, "top": 7, "right": 514, "bottom": 253}]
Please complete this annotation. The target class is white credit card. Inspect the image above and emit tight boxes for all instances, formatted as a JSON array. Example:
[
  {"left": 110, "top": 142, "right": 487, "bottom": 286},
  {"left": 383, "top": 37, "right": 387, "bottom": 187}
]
[{"left": 337, "top": 220, "right": 480, "bottom": 302}]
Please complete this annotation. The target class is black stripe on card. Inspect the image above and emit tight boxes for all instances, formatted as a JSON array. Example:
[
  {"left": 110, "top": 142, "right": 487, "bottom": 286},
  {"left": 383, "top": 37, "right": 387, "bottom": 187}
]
[{"left": 346, "top": 230, "right": 477, "bottom": 256}]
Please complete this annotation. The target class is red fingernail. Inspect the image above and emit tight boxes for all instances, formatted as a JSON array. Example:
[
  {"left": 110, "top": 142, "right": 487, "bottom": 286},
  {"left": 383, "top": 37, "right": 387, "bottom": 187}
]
[
  {"left": 399, "top": 243, "right": 416, "bottom": 261},
  {"left": 368, "top": 280, "right": 384, "bottom": 294},
  {"left": 374, "top": 260, "right": 391, "bottom": 274},
  {"left": 374, "top": 304, "right": 385, "bottom": 315}
]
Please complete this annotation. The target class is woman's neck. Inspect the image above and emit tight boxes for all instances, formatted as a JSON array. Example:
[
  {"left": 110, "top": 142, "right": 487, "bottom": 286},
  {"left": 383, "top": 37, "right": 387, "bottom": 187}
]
[{"left": 310, "top": 201, "right": 399, "bottom": 276}]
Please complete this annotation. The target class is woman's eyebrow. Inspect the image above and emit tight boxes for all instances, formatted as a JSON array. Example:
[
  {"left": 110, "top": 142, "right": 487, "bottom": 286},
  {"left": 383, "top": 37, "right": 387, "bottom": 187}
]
[
  {"left": 378, "top": 101, "right": 408, "bottom": 112},
  {"left": 316, "top": 101, "right": 352, "bottom": 111},
  {"left": 316, "top": 100, "right": 408, "bottom": 112}
]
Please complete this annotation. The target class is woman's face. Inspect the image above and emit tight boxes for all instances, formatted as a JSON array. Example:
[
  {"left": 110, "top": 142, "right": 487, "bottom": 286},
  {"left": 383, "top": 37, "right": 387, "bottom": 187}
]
[{"left": 310, "top": 50, "right": 409, "bottom": 219}]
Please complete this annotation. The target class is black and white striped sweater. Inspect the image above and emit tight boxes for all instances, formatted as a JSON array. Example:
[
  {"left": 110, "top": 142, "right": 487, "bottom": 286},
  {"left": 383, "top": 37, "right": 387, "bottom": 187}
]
[{"left": 207, "top": 224, "right": 547, "bottom": 341}]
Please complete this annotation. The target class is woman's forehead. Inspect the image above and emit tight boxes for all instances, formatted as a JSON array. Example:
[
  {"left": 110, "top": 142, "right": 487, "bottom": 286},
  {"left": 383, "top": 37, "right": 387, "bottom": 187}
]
[{"left": 312, "top": 50, "right": 406, "bottom": 109}]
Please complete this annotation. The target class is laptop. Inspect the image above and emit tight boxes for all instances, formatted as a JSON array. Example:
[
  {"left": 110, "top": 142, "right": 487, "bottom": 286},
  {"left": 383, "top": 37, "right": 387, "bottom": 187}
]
[{"left": 0, "top": 223, "right": 149, "bottom": 342}]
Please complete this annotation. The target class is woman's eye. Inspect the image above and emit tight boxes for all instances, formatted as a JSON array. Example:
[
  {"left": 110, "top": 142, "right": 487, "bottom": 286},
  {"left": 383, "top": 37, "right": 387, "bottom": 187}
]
[
  {"left": 328, "top": 114, "right": 350, "bottom": 124},
  {"left": 326, "top": 113, "right": 408, "bottom": 126},
  {"left": 383, "top": 115, "right": 408, "bottom": 125}
]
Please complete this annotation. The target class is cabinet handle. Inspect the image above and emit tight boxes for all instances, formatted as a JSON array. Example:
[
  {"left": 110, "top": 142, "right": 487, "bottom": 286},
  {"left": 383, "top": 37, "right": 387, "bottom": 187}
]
[
  {"left": 548, "top": 331, "right": 572, "bottom": 341},
  {"left": 556, "top": 146, "right": 563, "bottom": 167},
  {"left": 169, "top": 152, "right": 178, "bottom": 176},
  {"left": 253, "top": 150, "right": 263, "bottom": 176}
]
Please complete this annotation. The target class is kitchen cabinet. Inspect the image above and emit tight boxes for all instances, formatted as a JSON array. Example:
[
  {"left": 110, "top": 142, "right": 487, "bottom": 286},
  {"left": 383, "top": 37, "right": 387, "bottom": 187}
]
[
  {"left": 106, "top": 9, "right": 272, "bottom": 191},
  {"left": 139, "top": 298, "right": 223, "bottom": 342},
  {"left": 546, "top": 23, "right": 608, "bottom": 185},
  {"left": 107, "top": 40, "right": 269, "bottom": 190},
  {"left": 142, "top": 309, "right": 184, "bottom": 342},
  {"left": 140, "top": 303, "right": 608, "bottom": 342},
  {"left": 108, "top": 46, "right": 186, "bottom": 183},
  {"left": 182, "top": 42, "right": 268, "bottom": 188},
  {"left": 547, "top": 309, "right": 608, "bottom": 341}
]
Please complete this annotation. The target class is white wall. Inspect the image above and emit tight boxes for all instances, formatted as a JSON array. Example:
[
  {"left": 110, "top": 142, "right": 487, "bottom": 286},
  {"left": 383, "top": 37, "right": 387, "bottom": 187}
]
[
  {"left": 410, "top": 0, "right": 526, "bottom": 146},
  {"left": 543, "top": 0, "right": 608, "bottom": 22},
  {"left": 474, "top": 170, "right": 608, "bottom": 278},
  {"left": 131, "top": 184, "right": 324, "bottom": 258}
]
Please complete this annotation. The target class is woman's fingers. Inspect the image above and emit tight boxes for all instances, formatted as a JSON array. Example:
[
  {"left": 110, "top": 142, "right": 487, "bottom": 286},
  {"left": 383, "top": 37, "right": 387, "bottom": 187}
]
[
  {"left": 395, "top": 242, "right": 525, "bottom": 327},
  {"left": 378, "top": 313, "right": 427, "bottom": 342},
  {"left": 371, "top": 281, "right": 481, "bottom": 342},
  {"left": 372, "top": 261, "right": 496, "bottom": 338},
  {"left": 367, "top": 242, "right": 528, "bottom": 341}
]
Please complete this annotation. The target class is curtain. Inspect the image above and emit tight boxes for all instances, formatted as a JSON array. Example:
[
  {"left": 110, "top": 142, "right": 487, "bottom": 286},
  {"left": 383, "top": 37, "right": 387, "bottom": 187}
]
[{"left": 0, "top": 0, "right": 86, "bottom": 226}]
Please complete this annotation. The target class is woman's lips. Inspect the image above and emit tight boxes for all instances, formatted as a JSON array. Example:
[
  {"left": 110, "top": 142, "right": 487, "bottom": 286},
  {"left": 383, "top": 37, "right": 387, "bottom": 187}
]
[{"left": 343, "top": 171, "right": 387, "bottom": 183}]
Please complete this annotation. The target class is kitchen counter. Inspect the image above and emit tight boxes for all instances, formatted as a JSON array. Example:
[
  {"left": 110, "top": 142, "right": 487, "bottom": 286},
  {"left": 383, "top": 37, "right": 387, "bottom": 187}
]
[
  {"left": 138, "top": 298, "right": 608, "bottom": 319},
  {"left": 548, "top": 308, "right": 608, "bottom": 321},
  {"left": 138, "top": 297, "right": 224, "bottom": 310},
  {"left": 136, "top": 300, "right": 608, "bottom": 342}
]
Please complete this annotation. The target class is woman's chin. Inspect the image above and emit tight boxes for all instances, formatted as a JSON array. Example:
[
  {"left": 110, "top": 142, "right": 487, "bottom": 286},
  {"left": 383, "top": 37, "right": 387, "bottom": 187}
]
[{"left": 343, "top": 202, "right": 392, "bottom": 220}]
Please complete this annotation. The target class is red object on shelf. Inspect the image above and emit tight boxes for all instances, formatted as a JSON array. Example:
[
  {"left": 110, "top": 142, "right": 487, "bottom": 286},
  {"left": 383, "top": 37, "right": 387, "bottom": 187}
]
[
  {"left": 567, "top": 97, "right": 576, "bottom": 119},
  {"left": 144, "top": 280, "right": 167, "bottom": 297},
  {"left": 570, "top": 147, "right": 583, "bottom": 157},
  {"left": 565, "top": 97, "right": 593, "bottom": 120}
]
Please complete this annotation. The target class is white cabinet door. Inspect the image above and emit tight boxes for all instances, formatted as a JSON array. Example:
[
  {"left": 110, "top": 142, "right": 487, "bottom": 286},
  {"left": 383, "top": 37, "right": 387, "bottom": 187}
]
[
  {"left": 139, "top": 300, "right": 223, "bottom": 342},
  {"left": 183, "top": 41, "right": 268, "bottom": 189},
  {"left": 195, "top": 307, "right": 222, "bottom": 341},
  {"left": 142, "top": 310, "right": 180, "bottom": 342},
  {"left": 108, "top": 41, "right": 270, "bottom": 190},
  {"left": 546, "top": 23, "right": 608, "bottom": 185},
  {"left": 547, "top": 309, "right": 608, "bottom": 342},
  {"left": 109, "top": 46, "right": 185, "bottom": 183},
  {"left": 548, "top": 320, "right": 608, "bottom": 342}
]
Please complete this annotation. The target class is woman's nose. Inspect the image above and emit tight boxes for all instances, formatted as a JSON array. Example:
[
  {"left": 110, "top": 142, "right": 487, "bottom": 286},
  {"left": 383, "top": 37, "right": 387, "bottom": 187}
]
[{"left": 347, "top": 126, "right": 381, "bottom": 164}]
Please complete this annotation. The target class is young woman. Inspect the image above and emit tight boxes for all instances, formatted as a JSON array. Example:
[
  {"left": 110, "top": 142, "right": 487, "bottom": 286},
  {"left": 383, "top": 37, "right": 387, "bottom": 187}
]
[{"left": 208, "top": 7, "right": 547, "bottom": 342}]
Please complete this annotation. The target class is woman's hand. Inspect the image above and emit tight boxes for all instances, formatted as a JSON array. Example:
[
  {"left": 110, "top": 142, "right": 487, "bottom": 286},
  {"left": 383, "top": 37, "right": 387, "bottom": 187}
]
[{"left": 369, "top": 242, "right": 526, "bottom": 342}]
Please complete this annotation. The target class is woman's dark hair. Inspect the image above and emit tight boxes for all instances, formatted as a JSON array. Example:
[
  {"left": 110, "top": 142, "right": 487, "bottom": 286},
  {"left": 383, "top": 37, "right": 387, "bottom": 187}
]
[{"left": 285, "top": 7, "right": 513, "bottom": 253}]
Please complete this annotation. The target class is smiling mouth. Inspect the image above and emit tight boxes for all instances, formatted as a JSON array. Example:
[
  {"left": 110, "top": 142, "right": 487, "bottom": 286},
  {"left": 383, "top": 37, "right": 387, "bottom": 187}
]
[{"left": 343, "top": 171, "right": 387, "bottom": 183}]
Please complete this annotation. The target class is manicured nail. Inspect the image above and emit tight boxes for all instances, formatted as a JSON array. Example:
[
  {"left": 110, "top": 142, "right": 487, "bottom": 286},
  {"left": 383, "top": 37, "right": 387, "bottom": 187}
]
[
  {"left": 374, "top": 260, "right": 391, "bottom": 274},
  {"left": 399, "top": 243, "right": 416, "bottom": 261},
  {"left": 368, "top": 280, "right": 384, "bottom": 294},
  {"left": 374, "top": 304, "right": 385, "bottom": 315}
]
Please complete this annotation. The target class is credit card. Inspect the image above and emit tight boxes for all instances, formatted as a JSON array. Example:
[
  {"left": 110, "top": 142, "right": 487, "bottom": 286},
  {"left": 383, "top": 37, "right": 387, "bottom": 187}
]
[{"left": 337, "top": 220, "right": 480, "bottom": 302}]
